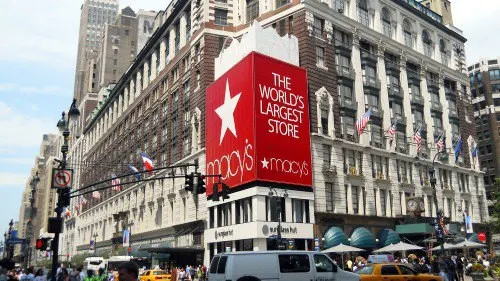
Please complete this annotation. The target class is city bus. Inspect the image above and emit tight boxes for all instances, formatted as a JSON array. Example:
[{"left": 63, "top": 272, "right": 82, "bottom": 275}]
[{"left": 107, "top": 256, "right": 150, "bottom": 272}]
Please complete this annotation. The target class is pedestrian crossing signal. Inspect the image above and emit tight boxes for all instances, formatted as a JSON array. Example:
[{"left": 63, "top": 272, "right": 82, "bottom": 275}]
[{"left": 36, "top": 238, "right": 49, "bottom": 250}]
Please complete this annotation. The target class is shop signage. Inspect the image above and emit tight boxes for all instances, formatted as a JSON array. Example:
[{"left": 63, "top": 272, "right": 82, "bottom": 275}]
[
  {"left": 215, "top": 229, "right": 234, "bottom": 240},
  {"left": 262, "top": 224, "right": 298, "bottom": 236},
  {"left": 478, "top": 232, "right": 486, "bottom": 243},
  {"left": 206, "top": 52, "right": 312, "bottom": 194}
]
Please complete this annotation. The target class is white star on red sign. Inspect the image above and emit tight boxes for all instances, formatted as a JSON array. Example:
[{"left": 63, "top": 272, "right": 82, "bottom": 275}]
[
  {"left": 215, "top": 79, "right": 241, "bottom": 145},
  {"left": 261, "top": 158, "right": 269, "bottom": 169}
]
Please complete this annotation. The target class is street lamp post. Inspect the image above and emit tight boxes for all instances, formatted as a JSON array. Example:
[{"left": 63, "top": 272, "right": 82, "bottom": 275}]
[
  {"left": 3, "top": 233, "right": 7, "bottom": 259},
  {"left": 7, "top": 219, "right": 14, "bottom": 260},
  {"left": 25, "top": 172, "right": 40, "bottom": 267},
  {"left": 92, "top": 233, "right": 98, "bottom": 256},
  {"left": 127, "top": 221, "right": 134, "bottom": 256},
  {"left": 267, "top": 188, "right": 288, "bottom": 250},
  {"left": 429, "top": 151, "right": 445, "bottom": 254},
  {"left": 52, "top": 98, "right": 80, "bottom": 281}
]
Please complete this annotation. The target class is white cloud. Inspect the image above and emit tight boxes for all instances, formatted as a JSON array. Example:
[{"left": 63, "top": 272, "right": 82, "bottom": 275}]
[
  {"left": 0, "top": 101, "right": 57, "bottom": 148},
  {"left": 452, "top": 0, "right": 500, "bottom": 65},
  {"left": 0, "top": 83, "right": 69, "bottom": 97},
  {"left": 0, "top": 158, "right": 34, "bottom": 166},
  {"left": 0, "top": 172, "right": 27, "bottom": 187}
]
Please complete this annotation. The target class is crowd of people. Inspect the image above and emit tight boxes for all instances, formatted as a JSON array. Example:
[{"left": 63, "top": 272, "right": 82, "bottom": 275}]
[
  {"left": 167, "top": 265, "right": 207, "bottom": 281},
  {"left": 340, "top": 252, "right": 496, "bottom": 281}
]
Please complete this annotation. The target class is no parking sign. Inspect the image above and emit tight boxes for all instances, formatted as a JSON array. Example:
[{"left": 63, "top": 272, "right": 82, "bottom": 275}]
[{"left": 51, "top": 168, "right": 73, "bottom": 189}]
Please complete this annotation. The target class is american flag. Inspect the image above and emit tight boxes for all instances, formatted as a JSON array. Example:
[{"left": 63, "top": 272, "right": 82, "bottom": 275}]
[
  {"left": 74, "top": 196, "right": 81, "bottom": 211},
  {"left": 356, "top": 108, "right": 372, "bottom": 136},
  {"left": 413, "top": 126, "right": 423, "bottom": 152},
  {"left": 92, "top": 190, "right": 101, "bottom": 200},
  {"left": 81, "top": 196, "right": 88, "bottom": 205},
  {"left": 111, "top": 173, "right": 122, "bottom": 191},
  {"left": 436, "top": 132, "right": 444, "bottom": 152},
  {"left": 387, "top": 116, "right": 398, "bottom": 146}
]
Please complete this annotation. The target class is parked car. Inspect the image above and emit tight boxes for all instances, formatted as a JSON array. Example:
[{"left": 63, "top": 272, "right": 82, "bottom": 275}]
[
  {"left": 356, "top": 263, "right": 442, "bottom": 281},
  {"left": 208, "top": 250, "right": 359, "bottom": 281}
]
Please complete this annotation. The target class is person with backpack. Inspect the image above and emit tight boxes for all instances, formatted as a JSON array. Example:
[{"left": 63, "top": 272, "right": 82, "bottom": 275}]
[
  {"left": 68, "top": 269, "right": 80, "bottom": 281},
  {"left": 96, "top": 269, "right": 107, "bottom": 281}
]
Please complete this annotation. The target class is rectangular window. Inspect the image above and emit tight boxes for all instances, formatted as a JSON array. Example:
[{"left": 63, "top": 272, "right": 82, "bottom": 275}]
[
  {"left": 321, "top": 108, "right": 328, "bottom": 134},
  {"left": 214, "top": 9, "right": 228, "bottom": 26},
  {"left": 316, "top": 46, "right": 325, "bottom": 67},
  {"left": 276, "top": 0, "right": 290, "bottom": 8},
  {"left": 352, "top": 186, "right": 358, "bottom": 214},
  {"left": 323, "top": 144, "right": 331, "bottom": 167},
  {"left": 325, "top": 182, "right": 334, "bottom": 212},
  {"left": 278, "top": 255, "right": 310, "bottom": 273},
  {"left": 313, "top": 17, "right": 323, "bottom": 36},
  {"left": 380, "top": 189, "right": 386, "bottom": 216},
  {"left": 246, "top": 0, "right": 259, "bottom": 23},
  {"left": 293, "top": 199, "right": 304, "bottom": 223}
]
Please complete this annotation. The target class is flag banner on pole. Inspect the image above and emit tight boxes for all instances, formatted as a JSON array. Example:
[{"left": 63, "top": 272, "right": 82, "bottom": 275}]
[
  {"left": 356, "top": 108, "right": 372, "bottom": 136},
  {"left": 129, "top": 165, "right": 141, "bottom": 181},
  {"left": 92, "top": 190, "right": 101, "bottom": 200},
  {"left": 111, "top": 173, "right": 122, "bottom": 191},
  {"left": 435, "top": 131, "right": 444, "bottom": 152},
  {"left": 140, "top": 152, "right": 154, "bottom": 175},
  {"left": 386, "top": 116, "right": 398, "bottom": 146},
  {"left": 413, "top": 125, "right": 422, "bottom": 152},
  {"left": 123, "top": 229, "right": 130, "bottom": 247}
]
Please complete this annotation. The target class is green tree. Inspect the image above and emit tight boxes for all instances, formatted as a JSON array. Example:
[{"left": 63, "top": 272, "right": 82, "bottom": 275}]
[
  {"left": 71, "top": 253, "right": 89, "bottom": 266},
  {"left": 488, "top": 178, "right": 500, "bottom": 233}
]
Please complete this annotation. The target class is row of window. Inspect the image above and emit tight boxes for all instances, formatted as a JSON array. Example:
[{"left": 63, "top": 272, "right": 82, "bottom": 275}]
[{"left": 208, "top": 197, "right": 311, "bottom": 228}]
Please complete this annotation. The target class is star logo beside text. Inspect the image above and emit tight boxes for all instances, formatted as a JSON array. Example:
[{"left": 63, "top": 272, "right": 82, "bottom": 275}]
[{"left": 215, "top": 79, "right": 241, "bottom": 145}]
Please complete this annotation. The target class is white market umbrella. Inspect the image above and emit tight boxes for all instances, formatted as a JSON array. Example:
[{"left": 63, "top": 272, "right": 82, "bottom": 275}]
[
  {"left": 322, "top": 243, "right": 365, "bottom": 270},
  {"left": 322, "top": 243, "right": 366, "bottom": 253},
  {"left": 450, "top": 240, "right": 486, "bottom": 249},
  {"left": 373, "top": 242, "right": 424, "bottom": 253},
  {"left": 430, "top": 242, "right": 455, "bottom": 251}
]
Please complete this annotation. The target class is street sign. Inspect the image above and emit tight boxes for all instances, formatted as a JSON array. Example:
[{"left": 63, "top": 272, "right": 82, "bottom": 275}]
[
  {"left": 51, "top": 168, "right": 73, "bottom": 189},
  {"left": 6, "top": 239, "right": 25, "bottom": 245}
]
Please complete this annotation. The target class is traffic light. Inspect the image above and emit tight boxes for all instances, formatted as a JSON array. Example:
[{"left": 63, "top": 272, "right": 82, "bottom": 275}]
[
  {"left": 222, "top": 183, "right": 230, "bottom": 201},
  {"left": 36, "top": 238, "right": 49, "bottom": 250},
  {"left": 197, "top": 174, "right": 206, "bottom": 194},
  {"left": 60, "top": 188, "right": 71, "bottom": 207},
  {"left": 212, "top": 183, "right": 220, "bottom": 201},
  {"left": 184, "top": 173, "right": 194, "bottom": 192}
]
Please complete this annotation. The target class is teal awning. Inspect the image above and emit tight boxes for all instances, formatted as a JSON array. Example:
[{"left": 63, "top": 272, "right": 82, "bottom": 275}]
[
  {"left": 378, "top": 228, "right": 401, "bottom": 247},
  {"left": 324, "top": 226, "right": 348, "bottom": 249},
  {"left": 350, "top": 227, "right": 376, "bottom": 249},
  {"left": 467, "top": 233, "right": 480, "bottom": 243}
]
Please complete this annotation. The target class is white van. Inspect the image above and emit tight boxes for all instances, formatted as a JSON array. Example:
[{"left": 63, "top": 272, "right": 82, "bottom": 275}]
[{"left": 208, "top": 251, "right": 359, "bottom": 281}]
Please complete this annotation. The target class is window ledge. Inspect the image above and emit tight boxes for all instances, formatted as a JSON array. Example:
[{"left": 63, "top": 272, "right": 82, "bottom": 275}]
[{"left": 316, "top": 64, "right": 329, "bottom": 71}]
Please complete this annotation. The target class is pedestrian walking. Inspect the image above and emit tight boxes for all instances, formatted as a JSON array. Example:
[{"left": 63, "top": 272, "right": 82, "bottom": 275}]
[
  {"left": 117, "top": 262, "right": 139, "bottom": 281},
  {"left": 34, "top": 269, "right": 45, "bottom": 281}
]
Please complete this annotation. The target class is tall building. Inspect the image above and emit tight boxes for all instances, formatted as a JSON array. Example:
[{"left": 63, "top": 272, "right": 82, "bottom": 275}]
[
  {"left": 468, "top": 58, "right": 500, "bottom": 202},
  {"left": 420, "top": 0, "right": 453, "bottom": 25},
  {"left": 71, "top": 0, "right": 488, "bottom": 264},
  {"left": 74, "top": 0, "right": 119, "bottom": 104},
  {"left": 94, "top": 7, "right": 157, "bottom": 90}
]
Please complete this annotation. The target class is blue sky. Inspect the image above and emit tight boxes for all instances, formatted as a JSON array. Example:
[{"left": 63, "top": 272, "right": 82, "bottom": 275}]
[{"left": 0, "top": 0, "right": 499, "bottom": 238}]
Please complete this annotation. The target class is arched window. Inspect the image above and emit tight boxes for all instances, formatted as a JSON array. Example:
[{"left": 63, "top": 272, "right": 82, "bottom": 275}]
[
  {"left": 381, "top": 8, "right": 391, "bottom": 37},
  {"left": 403, "top": 19, "right": 412, "bottom": 48},
  {"left": 422, "top": 30, "right": 433, "bottom": 57},
  {"left": 440, "top": 39, "right": 449, "bottom": 66},
  {"left": 358, "top": 0, "right": 369, "bottom": 26}
]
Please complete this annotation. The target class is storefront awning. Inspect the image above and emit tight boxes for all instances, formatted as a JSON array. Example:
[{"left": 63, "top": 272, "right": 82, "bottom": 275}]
[
  {"left": 467, "top": 233, "right": 480, "bottom": 243},
  {"left": 350, "top": 227, "right": 376, "bottom": 249},
  {"left": 378, "top": 228, "right": 401, "bottom": 247},
  {"left": 396, "top": 223, "right": 434, "bottom": 235},
  {"left": 324, "top": 226, "right": 348, "bottom": 249},
  {"left": 139, "top": 246, "right": 204, "bottom": 254}
]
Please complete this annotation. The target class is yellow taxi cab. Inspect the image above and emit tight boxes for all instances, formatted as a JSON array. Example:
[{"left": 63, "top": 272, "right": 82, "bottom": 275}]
[
  {"left": 355, "top": 263, "right": 442, "bottom": 281},
  {"left": 139, "top": 270, "right": 171, "bottom": 281}
]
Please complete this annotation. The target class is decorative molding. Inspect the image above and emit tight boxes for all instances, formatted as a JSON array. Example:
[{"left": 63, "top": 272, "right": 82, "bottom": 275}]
[{"left": 214, "top": 20, "right": 299, "bottom": 79}]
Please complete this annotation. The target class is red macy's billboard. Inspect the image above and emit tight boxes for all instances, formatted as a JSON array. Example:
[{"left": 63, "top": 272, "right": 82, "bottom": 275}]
[{"left": 206, "top": 52, "right": 312, "bottom": 194}]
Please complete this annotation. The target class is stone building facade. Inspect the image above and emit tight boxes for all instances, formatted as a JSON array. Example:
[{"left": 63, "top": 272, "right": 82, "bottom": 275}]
[{"left": 69, "top": 0, "right": 488, "bottom": 265}]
